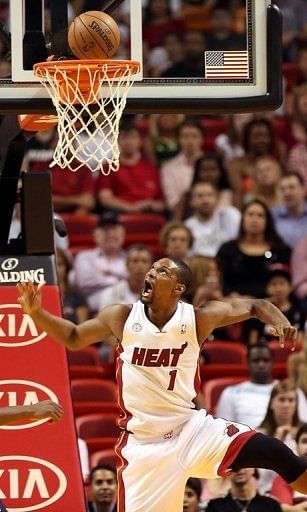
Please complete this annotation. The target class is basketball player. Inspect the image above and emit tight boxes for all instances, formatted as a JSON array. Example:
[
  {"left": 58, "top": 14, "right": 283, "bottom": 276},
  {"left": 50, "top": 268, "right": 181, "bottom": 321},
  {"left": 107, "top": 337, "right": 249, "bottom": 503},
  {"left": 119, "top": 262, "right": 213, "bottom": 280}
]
[{"left": 17, "top": 258, "right": 307, "bottom": 512}]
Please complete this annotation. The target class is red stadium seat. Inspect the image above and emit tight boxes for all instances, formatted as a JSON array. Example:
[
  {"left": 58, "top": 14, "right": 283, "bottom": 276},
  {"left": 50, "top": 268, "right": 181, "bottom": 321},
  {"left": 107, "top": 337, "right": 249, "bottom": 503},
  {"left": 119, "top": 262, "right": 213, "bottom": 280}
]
[
  {"left": 71, "top": 379, "right": 118, "bottom": 402},
  {"left": 201, "top": 117, "right": 230, "bottom": 151},
  {"left": 269, "top": 340, "right": 302, "bottom": 364},
  {"left": 86, "top": 438, "right": 117, "bottom": 455},
  {"left": 200, "top": 363, "right": 248, "bottom": 381},
  {"left": 69, "top": 365, "right": 105, "bottom": 380},
  {"left": 90, "top": 449, "right": 117, "bottom": 469},
  {"left": 119, "top": 213, "right": 167, "bottom": 233},
  {"left": 76, "top": 413, "right": 119, "bottom": 438},
  {"left": 67, "top": 346, "right": 101, "bottom": 366},
  {"left": 272, "top": 362, "right": 287, "bottom": 380},
  {"left": 202, "top": 341, "right": 247, "bottom": 364},
  {"left": 271, "top": 116, "right": 288, "bottom": 138},
  {"left": 76, "top": 413, "right": 119, "bottom": 454},
  {"left": 73, "top": 401, "right": 119, "bottom": 417},
  {"left": 202, "top": 376, "right": 246, "bottom": 414},
  {"left": 119, "top": 213, "right": 167, "bottom": 249},
  {"left": 61, "top": 213, "right": 98, "bottom": 249}
]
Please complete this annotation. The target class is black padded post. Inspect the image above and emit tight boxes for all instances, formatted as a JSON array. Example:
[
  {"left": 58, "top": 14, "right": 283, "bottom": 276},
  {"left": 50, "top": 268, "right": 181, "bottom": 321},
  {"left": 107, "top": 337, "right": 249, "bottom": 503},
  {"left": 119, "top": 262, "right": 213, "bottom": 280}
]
[
  {"left": 0, "top": 116, "right": 28, "bottom": 252},
  {"left": 23, "top": 0, "right": 47, "bottom": 69},
  {"left": 49, "top": 0, "right": 70, "bottom": 57},
  {"left": 21, "top": 172, "right": 54, "bottom": 254}
]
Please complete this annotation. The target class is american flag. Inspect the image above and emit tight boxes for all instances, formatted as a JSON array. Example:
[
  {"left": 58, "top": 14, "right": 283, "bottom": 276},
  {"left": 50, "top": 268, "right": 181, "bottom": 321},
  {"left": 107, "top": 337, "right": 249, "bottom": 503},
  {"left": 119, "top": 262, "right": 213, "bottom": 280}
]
[{"left": 204, "top": 51, "right": 249, "bottom": 79}]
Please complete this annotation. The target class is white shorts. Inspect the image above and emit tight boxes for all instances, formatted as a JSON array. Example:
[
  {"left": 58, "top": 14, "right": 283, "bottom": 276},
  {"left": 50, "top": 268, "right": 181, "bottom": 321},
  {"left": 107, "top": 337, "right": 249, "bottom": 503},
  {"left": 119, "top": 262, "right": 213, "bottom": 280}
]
[{"left": 115, "top": 409, "right": 256, "bottom": 512}]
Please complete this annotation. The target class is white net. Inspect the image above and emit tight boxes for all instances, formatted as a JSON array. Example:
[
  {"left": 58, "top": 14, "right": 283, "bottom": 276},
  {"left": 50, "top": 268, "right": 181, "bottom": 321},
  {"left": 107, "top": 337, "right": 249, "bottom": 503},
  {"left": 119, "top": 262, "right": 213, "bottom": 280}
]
[{"left": 34, "top": 60, "right": 140, "bottom": 174}]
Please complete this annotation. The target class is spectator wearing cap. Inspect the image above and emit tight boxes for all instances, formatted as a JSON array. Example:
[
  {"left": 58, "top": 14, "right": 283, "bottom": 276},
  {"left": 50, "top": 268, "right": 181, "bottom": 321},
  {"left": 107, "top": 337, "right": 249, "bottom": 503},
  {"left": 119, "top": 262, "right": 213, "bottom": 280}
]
[
  {"left": 96, "top": 119, "right": 166, "bottom": 215},
  {"left": 73, "top": 213, "right": 127, "bottom": 313},
  {"left": 246, "top": 264, "right": 306, "bottom": 344}
]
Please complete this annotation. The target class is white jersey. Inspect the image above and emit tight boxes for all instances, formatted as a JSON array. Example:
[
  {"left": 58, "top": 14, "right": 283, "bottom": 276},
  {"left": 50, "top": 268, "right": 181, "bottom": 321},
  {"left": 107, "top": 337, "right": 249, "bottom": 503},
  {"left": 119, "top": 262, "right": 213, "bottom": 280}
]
[{"left": 117, "top": 300, "right": 200, "bottom": 441}]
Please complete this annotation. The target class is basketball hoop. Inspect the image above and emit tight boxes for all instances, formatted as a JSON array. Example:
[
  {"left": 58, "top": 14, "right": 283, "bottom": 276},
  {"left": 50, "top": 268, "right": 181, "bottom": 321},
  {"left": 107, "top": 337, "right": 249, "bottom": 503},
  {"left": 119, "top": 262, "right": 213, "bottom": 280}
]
[{"left": 33, "top": 59, "right": 140, "bottom": 174}]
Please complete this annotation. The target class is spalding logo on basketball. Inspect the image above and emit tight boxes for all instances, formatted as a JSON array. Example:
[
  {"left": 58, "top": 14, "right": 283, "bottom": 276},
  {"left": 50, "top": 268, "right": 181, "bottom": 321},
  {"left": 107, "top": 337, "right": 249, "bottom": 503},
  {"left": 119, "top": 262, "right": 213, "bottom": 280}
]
[{"left": 68, "top": 10, "right": 121, "bottom": 60}]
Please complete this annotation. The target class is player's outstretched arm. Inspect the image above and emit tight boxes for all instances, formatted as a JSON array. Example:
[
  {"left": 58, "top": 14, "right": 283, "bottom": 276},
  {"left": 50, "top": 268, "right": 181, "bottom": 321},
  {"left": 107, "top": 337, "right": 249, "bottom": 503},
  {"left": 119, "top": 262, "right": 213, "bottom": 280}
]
[
  {"left": 196, "top": 297, "right": 297, "bottom": 348},
  {"left": 17, "top": 281, "right": 121, "bottom": 350},
  {"left": 0, "top": 400, "right": 63, "bottom": 425}
]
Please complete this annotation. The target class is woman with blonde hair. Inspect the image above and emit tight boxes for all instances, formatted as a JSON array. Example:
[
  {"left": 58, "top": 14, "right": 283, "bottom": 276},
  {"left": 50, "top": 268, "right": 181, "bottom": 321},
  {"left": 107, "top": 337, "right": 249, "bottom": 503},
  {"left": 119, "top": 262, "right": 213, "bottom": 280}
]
[
  {"left": 257, "top": 380, "right": 301, "bottom": 493},
  {"left": 259, "top": 380, "right": 301, "bottom": 440}
]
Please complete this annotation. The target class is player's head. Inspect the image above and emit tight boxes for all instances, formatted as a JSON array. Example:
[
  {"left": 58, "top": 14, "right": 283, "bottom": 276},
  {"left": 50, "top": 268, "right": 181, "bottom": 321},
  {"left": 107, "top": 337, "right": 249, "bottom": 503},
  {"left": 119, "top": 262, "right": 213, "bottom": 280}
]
[
  {"left": 141, "top": 257, "right": 193, "bottom": 305},
  {"left": 89, "top": 464, "right": 117, "bottom": 506},
  {"left": 247, "top": 342, "right": 273, "bottom": 384},
  {"left": 94, "top": 213, "right": 125, "bottom": 254},
  {"left": 183, "top": 477, "right": 202, "bottom": 512}
]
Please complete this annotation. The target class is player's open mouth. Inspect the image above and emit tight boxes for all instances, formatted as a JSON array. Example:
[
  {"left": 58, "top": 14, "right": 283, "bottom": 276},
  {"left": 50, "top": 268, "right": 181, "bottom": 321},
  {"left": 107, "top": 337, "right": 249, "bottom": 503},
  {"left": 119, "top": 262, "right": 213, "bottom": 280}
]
[{"left": 142, "top": 280, "right": 153, "bottom": 297}]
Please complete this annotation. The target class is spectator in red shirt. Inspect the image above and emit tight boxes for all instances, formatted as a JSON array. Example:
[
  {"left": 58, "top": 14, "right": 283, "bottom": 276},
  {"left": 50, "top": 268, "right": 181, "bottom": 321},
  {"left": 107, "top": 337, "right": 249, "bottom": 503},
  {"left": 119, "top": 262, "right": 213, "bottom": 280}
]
[
  {"left": 271, "top": 424, "right": 307, "bottom": 510},
  {"left": 97, "top": 119, "right": 166, "bottom": 215},
  {"left": 48, "top": 164, "right": 95, "bottom": 214}
]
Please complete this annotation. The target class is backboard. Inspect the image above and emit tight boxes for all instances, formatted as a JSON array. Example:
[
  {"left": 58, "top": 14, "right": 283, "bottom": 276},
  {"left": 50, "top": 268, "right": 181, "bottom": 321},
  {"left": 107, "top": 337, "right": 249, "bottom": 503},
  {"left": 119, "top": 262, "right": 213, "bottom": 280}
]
[{"left": 0, "top": 0, "right": 282, "bottom": 114}]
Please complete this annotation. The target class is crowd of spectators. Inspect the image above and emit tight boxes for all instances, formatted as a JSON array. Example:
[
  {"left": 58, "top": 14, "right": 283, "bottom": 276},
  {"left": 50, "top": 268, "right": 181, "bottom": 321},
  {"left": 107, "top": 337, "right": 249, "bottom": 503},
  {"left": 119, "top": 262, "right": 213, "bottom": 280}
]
[{"left": 2, "top": 1, "right": 307, "bottom": 511}]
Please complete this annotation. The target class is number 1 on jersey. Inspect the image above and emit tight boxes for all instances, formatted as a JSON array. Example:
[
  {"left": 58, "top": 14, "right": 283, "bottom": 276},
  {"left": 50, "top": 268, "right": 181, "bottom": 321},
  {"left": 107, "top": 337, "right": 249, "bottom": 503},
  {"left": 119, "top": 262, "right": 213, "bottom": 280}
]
[{"left": 167, "top": 369, "right": 177, "bottom": 391}]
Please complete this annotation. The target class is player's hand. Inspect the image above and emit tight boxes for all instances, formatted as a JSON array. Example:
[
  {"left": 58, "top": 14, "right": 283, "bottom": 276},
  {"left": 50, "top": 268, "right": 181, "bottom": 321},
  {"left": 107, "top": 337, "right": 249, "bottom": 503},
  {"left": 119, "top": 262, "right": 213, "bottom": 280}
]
[
  {"left": 267, "top": 324, "right": 298, "bottom": 350},
  {"left": 29, "top": 400, "right": 63, "bottom": 423},
  {"left": 17, "top": 280, "right": 45, "bottom": 315}
]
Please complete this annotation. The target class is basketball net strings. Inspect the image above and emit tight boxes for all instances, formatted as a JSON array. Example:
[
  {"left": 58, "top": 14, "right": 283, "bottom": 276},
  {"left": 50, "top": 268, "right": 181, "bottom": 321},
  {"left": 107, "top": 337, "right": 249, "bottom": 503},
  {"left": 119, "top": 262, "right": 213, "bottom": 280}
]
[{"left": 37, "top": 63, "right": 137, "bottom": 174}]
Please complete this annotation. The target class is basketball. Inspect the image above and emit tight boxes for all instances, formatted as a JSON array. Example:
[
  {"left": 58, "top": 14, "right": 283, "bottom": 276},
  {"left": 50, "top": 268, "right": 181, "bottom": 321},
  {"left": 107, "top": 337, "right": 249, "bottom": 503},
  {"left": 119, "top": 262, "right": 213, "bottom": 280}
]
[{"left": 68, "top": 10, "right": 120, "bottom": 60}]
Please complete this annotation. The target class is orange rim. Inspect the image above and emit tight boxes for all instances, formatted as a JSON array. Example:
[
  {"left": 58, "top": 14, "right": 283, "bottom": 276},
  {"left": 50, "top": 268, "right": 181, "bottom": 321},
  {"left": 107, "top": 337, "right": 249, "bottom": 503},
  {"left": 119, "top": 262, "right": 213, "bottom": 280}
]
[{"left": 34, "top": 59, "right": 140, "bottom": 79}]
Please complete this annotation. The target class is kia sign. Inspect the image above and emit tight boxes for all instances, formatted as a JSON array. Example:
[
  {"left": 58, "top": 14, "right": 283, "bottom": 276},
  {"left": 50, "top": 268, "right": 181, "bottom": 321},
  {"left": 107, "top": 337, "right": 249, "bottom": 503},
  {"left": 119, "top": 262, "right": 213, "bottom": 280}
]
[
  {"left": 0, "top": 380, "right": 59, "bottom": 430},
  {"left": 0, "top": 305, "right": 47, "bottom": 347},
  {"left": 0, "top": 455, "right": 67, "bottom": 511},
  {"left": 0, "top": 256, "right": 87, "bottom": 511}
]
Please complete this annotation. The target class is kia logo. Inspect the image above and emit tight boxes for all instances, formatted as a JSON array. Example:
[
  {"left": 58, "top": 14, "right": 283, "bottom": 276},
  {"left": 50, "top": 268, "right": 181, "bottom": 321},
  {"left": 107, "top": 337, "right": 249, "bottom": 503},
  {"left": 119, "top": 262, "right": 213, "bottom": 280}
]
[
  {"left": 1, "top": 259, "right": 19, "bottom": 271},
  {"left": 0, "top": 455, "right": 67, "bottom": 511},
  {"left": 0, "top": 380, "right": 58, "bottom": 430},
  {"left": 0, "top": 305, "right": 47, "bottom": 347}
]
